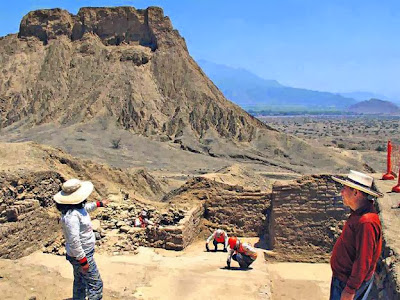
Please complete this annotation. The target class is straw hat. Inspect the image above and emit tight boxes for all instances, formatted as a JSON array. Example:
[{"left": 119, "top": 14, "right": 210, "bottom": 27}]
[
  {"left": 53, "top": 178, "right": 94, "bottom": 204},
  {"left": 331, "top": 170, "right": 383, "bottom": 198}
]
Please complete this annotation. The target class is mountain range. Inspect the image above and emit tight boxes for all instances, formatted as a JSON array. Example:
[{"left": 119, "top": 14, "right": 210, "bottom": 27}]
[{"left": 197, "top": 60, "right": 358, "bottom": 110}]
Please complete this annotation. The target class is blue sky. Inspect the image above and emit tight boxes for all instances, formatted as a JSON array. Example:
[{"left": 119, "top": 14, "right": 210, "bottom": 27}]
[{"left": 2, "top": 0, "right": 400, "bottom": 99}]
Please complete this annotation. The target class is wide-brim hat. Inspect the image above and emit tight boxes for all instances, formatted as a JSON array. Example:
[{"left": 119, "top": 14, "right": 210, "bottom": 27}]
[
  {"left": 332, "top": 170, "right": 383, "bottom": 198},
  {"left": 53, "top": 178, "right": 94, "bottom": 204}
]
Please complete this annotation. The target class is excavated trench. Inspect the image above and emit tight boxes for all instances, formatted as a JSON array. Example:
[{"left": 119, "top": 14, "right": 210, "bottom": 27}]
[{"left": 0, "top": 172, "right": 398, "bottom": 299}]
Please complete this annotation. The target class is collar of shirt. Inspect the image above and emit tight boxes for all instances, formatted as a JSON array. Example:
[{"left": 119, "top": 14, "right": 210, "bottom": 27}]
[{"left": 350, "top": 200, "right": 375, "bottom": 216}]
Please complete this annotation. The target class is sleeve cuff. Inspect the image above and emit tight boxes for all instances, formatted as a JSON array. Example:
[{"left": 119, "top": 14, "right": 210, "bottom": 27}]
[
  {"left": 344, "top": 285, "right": 356, "bottom": 295},
  {"left": 78, "top": 257, "right": 88, "bottom": 266},
  {"left": 96, "top": 201, "right": 104, "bottom": 207}
]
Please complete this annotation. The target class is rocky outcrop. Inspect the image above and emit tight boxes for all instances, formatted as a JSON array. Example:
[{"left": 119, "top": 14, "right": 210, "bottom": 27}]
[
  {"left": 3, "top": 6, "right": 258, "bottom": 144},
  {"left": 18, "top": 7, "right": 173, "bottom": 50}
]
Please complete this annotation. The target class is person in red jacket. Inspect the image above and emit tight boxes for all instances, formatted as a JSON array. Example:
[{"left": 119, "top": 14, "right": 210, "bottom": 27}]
[
  {"left": 205, "top": 229, "right": 228, "bottom": 252},
  {"left": 226, "top": 237, "right": 257, "bottom": 269},
  {"left": 331, "top": 170, "right": 383, "bottom": 300}
]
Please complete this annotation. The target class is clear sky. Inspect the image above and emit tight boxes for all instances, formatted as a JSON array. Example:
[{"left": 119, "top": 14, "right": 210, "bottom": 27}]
[{"left": 2, "top": 0, "right": 400, "bottom": 99}]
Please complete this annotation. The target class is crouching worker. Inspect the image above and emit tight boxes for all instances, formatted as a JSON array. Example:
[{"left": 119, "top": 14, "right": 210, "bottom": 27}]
[
  {"left": 226, "top": 237, "right": 257, "bottom": 269},
  {"left": 54, "top": 178, "right": 108, "bottom": 300},
  {"left": 134, "top": 210, "right": 154, "bottom": 227},
  {"left": 205, "top": 229, "right": 228, "bottom": 252}
]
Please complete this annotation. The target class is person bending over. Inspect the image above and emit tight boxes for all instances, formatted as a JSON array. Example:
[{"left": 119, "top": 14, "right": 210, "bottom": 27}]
[
  {"left": 205, "top": 229, "right": 228, "bottom": 252},
  {"left": 226, "top": 237, "right": 257, "bottom": 269}
]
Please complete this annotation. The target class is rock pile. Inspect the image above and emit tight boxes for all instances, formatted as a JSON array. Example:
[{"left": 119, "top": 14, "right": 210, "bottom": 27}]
[{"left": 43, "top": 201, "right": 187, "bottom": 255}]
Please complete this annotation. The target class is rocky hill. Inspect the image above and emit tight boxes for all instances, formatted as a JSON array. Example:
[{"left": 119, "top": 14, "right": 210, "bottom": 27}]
[
  {"left": 348, "top": 98, "right": 400, "bottom": 115},
  {"left": 0, "top": 6, "right": 365, "bottom": 173}
]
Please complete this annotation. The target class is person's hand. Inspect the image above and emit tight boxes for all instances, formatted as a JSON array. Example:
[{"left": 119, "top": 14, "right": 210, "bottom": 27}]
[
  {"left": 226, "top": 259, "right": 231, "bottom": 269},
  {"left": 206, "top": 243, "right": 210, "bottom": 252},
  {"left": 102, "top": 199, "right": 110, "bottom": 207},
  {"left": 340, "top": 290, "right": 355, "bottom": 300}
]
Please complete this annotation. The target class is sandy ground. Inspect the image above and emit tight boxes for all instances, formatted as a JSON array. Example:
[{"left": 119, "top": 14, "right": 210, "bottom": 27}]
[{"left": 0, "top": 239, "right": 331, "bottom": 300}]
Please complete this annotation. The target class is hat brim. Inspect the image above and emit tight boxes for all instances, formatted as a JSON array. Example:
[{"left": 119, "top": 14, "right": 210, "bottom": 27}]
[
  {"left": 53, "top": 181, "right": 94, "bottom": 204},
  {"left": 331, "top": 176, "right": 383, "bottom": 198}
]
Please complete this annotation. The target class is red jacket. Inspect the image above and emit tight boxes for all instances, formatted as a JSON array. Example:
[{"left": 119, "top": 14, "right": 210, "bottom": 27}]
[{"left": 330, "top": 201, "right": 382, "bottom": 294}]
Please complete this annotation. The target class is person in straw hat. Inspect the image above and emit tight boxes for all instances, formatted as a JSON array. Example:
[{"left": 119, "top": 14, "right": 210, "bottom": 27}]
[
  {"left": 330, "top": 170, "right": 383, "bottom": 300},
  {"left": 54, "top": 178, "right": 109, "bottom": 300}
]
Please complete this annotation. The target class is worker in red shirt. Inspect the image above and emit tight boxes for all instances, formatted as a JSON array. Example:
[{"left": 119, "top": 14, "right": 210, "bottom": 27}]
[
  {"left": 205, "top": 229, "right": 228, "bottom": 252},
  {"left": 331, "top": 170, "right": 383, "bottom": 300},
  {"left": 226, "top": 237, "right": 257, "bottom": 269}
]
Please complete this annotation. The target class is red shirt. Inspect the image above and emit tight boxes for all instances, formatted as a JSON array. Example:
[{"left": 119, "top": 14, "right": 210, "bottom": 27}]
[{"left": 330, "top": 201, "right": 382, "bottom": 294}]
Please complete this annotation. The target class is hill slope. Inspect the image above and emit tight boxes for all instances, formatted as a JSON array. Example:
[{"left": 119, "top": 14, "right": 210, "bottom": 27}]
[{"left": 0, "top": 6, "right": 365, "bottom": 173}]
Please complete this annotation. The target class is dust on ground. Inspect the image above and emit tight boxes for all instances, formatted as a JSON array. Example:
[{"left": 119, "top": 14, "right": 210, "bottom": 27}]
[{"left": 0, "top": 239, "right": 331, "bottom": 300}]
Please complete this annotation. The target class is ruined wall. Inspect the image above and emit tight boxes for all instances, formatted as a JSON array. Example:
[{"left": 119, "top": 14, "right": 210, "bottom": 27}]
[
  {"left": 0, "top": 171, "right": 63, "bottom": 259},
  {"left": 375, "top": 240, "right": 399, "bottom": 300},
  {"left": 271, "top": 175, "right": 399, "bottom": 299},
  {"left": 204, "top": 190, "right": 271, "bottom": 238},
  {"left": 271, "top": 175, "right": 346, "bottom": 262},
  {"left": 145, "top": 203, "right": 204, "bottom": 250}
]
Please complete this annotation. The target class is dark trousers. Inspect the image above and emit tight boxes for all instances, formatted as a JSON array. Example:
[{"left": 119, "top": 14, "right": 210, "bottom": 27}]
[
  {"left": 329, "top": 276, "right": 373, "bottom": 300},
  {"left": 232, "top": 253, "right": 255, "bottom": 269},
  {"left": 213, "top": 239, "right": 226, "bottom": 250}
]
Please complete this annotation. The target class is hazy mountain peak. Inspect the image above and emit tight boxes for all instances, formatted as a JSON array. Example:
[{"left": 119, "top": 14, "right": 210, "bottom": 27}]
[
  {"left": 348, "top": 98, "right": 400, "bottom": 115},
  {"left": 197, "top": 60, "right": 356, "bottom": 109}
]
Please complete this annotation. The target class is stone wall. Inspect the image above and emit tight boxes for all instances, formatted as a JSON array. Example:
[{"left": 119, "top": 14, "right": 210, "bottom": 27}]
[
  {"left": 270, "top": 174, "right": 399, "bottom": 299},
  {"left": 0, "top": 171, "right": 63, "bottom": 259},
  {"left": 145, "top": 203, "right": 204, "bottom": 250},
  {"left": 375, "top": 239, "right": 399, "bottom": 300},
  {"left": 271, "top": 175, "right": 346, "bottom": 261},
  {"left": 204, "top": 190, "right": 271, "bottom": 238},
  {"left": 373, "top": 179, "right": 400, "bottom": 300}
]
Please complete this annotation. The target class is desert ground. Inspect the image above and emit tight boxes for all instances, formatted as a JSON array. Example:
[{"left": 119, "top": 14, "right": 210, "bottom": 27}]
[
  {"left": 1, "top": 115, "right": 397, "bottom": 300},
  {"left": 259, "top": 115, "right": 400, "bottom": 172},
  {"left": 0, "top": 239, "right": 331, "bottom": 300},
  {"left": 1, "top": 7, "right": 399, "bottom": 300}
]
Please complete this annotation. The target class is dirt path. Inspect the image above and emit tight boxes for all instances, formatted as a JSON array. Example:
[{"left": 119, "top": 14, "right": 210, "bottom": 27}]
[
  {"left": 0, "top": 240, "right": 331, "bottom": 300},
  {"left": 267, "top": 262, "right": 331, "bottom": 299}
]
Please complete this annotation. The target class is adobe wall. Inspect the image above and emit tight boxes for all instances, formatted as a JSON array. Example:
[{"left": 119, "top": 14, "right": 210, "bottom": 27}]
[
  {"left": 0, "top": 171, "right": 63, "bottom": 259},
  {"left": 373, "top": 179, "right": 400, "bottom": 300},
  {"left": 204, "top": 190, "right": 271, "bottom": 238},
  {"left": 271, "top": 174, "right": 399, "bottom": 299},
  {"left": 375, "top": 239, "right": 399, "bottom": 300},
  {"left": 271, "top": 174, "right": 346, "bottom": 261},
  {"left": 145, "top": 203, "right": 204, "bottom": 250}
]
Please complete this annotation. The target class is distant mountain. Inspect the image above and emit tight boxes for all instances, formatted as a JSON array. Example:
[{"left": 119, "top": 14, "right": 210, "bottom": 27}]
[
  {"left": 339, "top": 91, "right": 390, "bottom": 102},
  {"left": 198, "top": 60, "right": 357, "bottom": 109},
  {"left": 348, "top": 98, "right": 400, "bottom": 115}
]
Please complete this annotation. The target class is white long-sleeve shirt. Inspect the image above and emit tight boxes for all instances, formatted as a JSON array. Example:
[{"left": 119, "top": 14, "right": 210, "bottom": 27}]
[
  {"left": 227, "top": 242, "right": 258, "bottom": 261},
  {"left": 206, "top": 230, "right": 228, "bottom": 249},
  {"left": 61, "top": 202, "right": 98, "bottom": 260}
]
